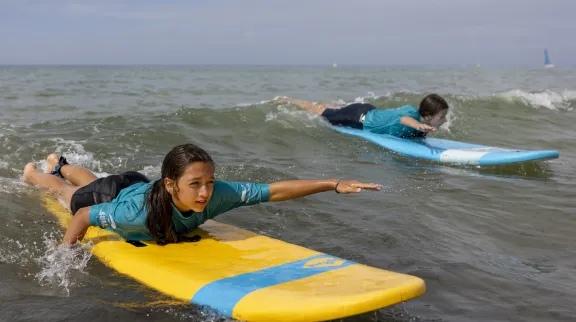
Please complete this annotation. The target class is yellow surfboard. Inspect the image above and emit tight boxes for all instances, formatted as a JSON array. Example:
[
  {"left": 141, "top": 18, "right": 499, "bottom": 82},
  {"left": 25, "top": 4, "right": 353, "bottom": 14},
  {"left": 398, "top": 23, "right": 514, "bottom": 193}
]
[{"left": 43, "top": 197, "right": 426, "bottom": 322}]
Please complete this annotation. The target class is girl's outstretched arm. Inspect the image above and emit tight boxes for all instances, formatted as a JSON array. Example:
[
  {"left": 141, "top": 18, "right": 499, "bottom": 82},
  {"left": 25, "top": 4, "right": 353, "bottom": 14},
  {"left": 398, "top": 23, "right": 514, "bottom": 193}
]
[{"left": 268, "top": 179, "right": 380, "bottom": 202}]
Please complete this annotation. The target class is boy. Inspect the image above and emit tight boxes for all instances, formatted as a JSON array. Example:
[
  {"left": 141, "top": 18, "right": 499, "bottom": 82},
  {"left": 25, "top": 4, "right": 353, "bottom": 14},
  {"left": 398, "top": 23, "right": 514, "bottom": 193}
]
[{"left": 274, "top": 94, "right": 449, "bottom": 138}]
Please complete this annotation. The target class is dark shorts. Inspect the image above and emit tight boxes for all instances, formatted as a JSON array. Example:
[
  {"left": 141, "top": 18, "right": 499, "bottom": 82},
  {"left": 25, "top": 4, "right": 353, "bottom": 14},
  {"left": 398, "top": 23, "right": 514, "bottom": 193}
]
[
  {"left": 69, "top": 171, "right": 150, "bottom": 215},
  {"left": 321, "top": 103, "right": 376, "bottom": 129}
]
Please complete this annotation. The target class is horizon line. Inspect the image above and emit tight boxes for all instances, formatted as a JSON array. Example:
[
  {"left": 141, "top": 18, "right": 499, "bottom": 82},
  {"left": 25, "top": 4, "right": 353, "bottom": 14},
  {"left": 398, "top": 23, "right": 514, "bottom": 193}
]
[{"left": 0, "top": 63, "right": 571, "bottom": 68}]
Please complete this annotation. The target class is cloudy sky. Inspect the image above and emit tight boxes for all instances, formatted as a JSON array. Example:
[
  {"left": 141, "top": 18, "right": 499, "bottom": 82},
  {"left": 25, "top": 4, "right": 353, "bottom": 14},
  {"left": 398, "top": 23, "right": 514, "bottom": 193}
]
[{"left": 1, "top": 0, "right": 574, "bottom": 66}]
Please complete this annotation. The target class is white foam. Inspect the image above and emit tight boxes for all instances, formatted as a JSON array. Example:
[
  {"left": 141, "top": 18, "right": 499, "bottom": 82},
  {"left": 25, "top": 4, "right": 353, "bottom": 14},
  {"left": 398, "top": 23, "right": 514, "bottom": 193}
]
[
  {"left": 500, "top": 89, "right": 575, "bottom": 111},
  {"left": 352, "top": 91, "right": 378, "bottom": 104},
  {"left": 439, "top": 102, "right": 456, "bottom": 133},
  {"left": 236, "top": 98, "right": 276, "bottom": 107},
  {"left": 50, "top": 138, "right": 88, "bottom": 154},
  {"left": 140, "top": 164, "right": 161, "bottom": 179},
  {"left": 38, "top": 138, "right": 115, "bottom": 176}
]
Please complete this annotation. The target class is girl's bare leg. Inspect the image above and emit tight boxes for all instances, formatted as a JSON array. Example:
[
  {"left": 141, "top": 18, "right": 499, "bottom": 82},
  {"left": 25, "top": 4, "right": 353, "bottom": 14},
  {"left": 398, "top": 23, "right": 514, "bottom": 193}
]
[
  {"left": 22, "top": 163, "right": 78, "bottom": 207},
  {"left": 23, "top": 154, "right": 99, "bottom": 207},
  {"left": 45, "top": 154, "right": 98, "bottom": 187}
]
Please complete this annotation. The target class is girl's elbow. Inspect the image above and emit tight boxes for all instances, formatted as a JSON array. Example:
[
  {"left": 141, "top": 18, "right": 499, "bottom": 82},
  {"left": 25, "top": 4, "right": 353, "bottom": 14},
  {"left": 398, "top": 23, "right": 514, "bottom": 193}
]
[{"left": 74, "top": 207, "right": 92, "bottom": 226}]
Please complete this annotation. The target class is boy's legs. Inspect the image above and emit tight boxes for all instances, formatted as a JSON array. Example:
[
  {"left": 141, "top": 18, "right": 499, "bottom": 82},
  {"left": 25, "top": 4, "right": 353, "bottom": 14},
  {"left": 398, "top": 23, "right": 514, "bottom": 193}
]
[
  {"left": 316, "top": 103, "right": 376, "bottom": 129},
  {"left": 274, "top": 96, "right": 375, "bottom": 129},
  {"left": 274, "top": 97, "right": 343, "bottom": 115}
]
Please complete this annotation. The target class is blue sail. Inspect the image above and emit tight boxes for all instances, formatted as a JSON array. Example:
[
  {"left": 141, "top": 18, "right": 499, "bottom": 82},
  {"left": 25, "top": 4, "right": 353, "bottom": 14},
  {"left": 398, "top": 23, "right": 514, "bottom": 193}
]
[{"left": 544, "top": 49, "right": 552, "bottom": 65}]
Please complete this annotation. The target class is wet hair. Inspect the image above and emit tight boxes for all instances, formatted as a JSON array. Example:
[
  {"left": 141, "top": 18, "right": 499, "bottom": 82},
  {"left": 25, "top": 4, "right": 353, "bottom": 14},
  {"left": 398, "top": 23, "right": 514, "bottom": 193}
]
[
  {"left": 419, "top": 94, "right": 449, "bottom": 117},
  {"left": 145, "top": 143, "right": 214, "bottom": 245}
]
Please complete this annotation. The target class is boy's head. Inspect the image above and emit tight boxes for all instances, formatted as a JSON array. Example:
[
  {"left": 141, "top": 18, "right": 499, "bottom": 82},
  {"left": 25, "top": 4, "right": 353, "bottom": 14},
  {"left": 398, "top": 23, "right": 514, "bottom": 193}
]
[{"left": 419, "top": 94, "right": 449, "bottom": 128}]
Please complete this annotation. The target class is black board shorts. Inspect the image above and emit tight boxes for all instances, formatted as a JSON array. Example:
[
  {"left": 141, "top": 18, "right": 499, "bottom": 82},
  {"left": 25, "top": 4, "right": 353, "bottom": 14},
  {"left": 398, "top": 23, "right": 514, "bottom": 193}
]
[
  {"left": 69, "top": 171, "right": 150, "bottom": 215},
  {"left": 320, "top": 103, "right": 376, "bottom": 129}
]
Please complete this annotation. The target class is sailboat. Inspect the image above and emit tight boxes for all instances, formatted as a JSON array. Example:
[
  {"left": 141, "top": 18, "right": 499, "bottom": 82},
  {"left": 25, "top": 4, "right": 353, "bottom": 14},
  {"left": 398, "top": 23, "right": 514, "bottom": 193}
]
[{"left": 544, "top": 49, "right": 554, "bottom": 68}]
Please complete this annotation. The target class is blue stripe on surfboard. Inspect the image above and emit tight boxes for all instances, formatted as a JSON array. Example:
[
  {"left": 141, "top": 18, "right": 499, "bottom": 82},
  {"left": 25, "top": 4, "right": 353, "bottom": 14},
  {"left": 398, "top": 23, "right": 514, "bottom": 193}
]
[{"left": 191, "top": 254, "right": 354, "bottom": 317}]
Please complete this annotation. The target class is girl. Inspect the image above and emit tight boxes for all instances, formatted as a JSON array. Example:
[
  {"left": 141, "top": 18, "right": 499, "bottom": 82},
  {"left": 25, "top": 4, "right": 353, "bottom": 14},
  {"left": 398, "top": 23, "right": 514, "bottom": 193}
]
[{"left": 22, "top": 143, "right": 381, "bottom": 246}]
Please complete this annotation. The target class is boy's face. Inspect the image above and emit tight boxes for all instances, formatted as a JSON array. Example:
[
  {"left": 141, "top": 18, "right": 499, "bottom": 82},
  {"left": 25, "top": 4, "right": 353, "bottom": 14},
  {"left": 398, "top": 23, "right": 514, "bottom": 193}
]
[{"left": 424, "top": 110, "right": 448, "bottom": 128}]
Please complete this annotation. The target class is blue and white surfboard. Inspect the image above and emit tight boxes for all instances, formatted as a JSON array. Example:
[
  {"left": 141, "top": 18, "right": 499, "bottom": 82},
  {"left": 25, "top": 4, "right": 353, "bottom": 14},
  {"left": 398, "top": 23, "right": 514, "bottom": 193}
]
[{"left": 332, "top": 127, "right": 559, "bottom": 166}]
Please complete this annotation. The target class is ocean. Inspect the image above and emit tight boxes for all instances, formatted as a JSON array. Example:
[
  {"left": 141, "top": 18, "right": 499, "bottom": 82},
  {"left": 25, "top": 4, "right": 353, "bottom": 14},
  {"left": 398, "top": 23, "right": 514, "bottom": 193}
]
[{"left": 1, "top": 65, "right": 575, "bottom": 322}]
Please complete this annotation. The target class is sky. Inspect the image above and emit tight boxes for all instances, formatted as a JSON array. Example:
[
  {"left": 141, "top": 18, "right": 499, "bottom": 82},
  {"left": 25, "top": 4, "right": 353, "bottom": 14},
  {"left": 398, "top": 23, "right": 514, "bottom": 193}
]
[{"left": 1, "top": 0, "right": 575, "bottom": 66}]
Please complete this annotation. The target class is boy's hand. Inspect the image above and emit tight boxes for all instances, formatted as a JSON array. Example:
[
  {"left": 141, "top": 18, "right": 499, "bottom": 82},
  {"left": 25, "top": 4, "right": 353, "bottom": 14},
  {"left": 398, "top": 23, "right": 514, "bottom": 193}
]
[
  {"left": 416, "top": 124, "right": 436, "bottom": 132},
  {"left": 335, "top": 180, "right": 382, "bottom": 194},
  {"left": 400, "top": 116, "right": 437, "bottom": 133}
]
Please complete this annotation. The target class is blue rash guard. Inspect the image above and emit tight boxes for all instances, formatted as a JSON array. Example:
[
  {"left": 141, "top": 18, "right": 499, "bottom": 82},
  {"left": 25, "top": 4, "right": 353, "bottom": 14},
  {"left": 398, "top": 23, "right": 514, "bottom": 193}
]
[
  {"left": 363, "top": 105, "right": 422, "bottom": 138},
  {"left": 88, "top": 180, "right": 270, "bottom": 241}
]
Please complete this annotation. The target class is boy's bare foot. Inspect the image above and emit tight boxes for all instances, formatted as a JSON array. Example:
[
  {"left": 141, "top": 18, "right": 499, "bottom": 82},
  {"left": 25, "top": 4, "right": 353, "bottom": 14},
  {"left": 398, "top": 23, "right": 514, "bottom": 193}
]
[
  {"left": 22, "top": 163, "right": 37, "bottom": 184},
  {"left": 45, "top": 154, "right": 60, "bottom": 174}
]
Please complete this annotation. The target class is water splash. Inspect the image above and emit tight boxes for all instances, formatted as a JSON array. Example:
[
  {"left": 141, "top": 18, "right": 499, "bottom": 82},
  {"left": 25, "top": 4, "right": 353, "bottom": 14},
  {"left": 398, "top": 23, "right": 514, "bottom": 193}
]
[{"left": 34, "top": 232, "right": 93, "bottom": 296}]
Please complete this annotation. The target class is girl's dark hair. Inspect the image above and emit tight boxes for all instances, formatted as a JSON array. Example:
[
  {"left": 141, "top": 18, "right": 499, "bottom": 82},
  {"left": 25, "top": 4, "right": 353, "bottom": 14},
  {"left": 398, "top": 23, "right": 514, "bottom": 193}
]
[
  {"left": 145, "top": 143, "right": 214, "bottom": 245},
  {"left": 419, "top": 94, "right": 449, "bottom": 117}
]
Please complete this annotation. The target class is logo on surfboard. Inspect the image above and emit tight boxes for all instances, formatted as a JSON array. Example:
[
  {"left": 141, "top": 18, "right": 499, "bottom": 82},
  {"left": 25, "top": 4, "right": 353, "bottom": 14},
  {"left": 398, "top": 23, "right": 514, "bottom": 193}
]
[{"left": 303, "top": 257, "right": 346, "bottom": 268}]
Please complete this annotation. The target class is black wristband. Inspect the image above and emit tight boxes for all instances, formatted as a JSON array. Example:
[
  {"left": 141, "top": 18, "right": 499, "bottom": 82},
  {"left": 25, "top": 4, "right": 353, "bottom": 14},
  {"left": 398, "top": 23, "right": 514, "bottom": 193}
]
[{"left": 334, "top": 179, "right": 342, "bottom": 194}]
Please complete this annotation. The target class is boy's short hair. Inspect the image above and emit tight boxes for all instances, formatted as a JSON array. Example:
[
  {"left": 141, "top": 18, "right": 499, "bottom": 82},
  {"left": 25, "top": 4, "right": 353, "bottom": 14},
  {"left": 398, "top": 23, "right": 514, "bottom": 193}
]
[{"left": 419, "top": 94, "right": 449, "bottom": 117}]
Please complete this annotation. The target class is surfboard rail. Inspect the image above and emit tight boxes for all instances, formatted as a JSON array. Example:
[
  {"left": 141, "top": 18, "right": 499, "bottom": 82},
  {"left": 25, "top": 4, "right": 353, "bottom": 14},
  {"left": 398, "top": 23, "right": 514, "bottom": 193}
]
[{"left": 332, "top": 126, "right": 559, "bottom": 165}]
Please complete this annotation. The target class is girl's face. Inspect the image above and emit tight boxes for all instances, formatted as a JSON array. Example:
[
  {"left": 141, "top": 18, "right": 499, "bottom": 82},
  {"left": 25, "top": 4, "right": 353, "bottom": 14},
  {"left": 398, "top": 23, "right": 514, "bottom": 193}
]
[{"left": 165, "top": 161, "right": 215, "bottom": 213}]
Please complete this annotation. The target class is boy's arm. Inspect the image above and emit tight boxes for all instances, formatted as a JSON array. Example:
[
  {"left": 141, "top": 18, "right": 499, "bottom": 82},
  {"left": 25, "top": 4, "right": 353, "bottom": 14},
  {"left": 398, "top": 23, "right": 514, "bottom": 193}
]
[{"left": 400, "top": 116, "right": 435, "bottom": 132}]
